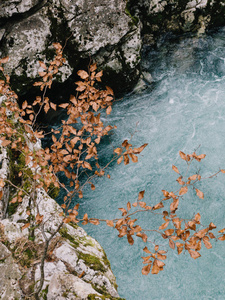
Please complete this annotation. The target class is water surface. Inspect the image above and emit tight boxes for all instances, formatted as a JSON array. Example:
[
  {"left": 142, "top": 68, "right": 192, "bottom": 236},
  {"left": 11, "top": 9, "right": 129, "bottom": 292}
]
[{"left": 78, "top": 29, "right": 225, "bottom": 300}]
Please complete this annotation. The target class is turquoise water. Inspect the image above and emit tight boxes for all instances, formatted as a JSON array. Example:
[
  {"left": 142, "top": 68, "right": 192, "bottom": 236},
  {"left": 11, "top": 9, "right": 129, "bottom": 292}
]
[{"left": 76, "top": 28, "right": 225, "bottom": 299}]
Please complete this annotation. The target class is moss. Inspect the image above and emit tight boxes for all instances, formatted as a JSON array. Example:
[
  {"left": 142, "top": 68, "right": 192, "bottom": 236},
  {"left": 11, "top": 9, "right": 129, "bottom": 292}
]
[
  {"left": 88, "top": 291, "right": 125, "bottom": 300},
  {"left": 102, "top": 249, "right": 111, "bottom": 269},
  {"left": 69, "top": 222, "right": 79, "bottom": 229},
  {"left": 125, "top": 2, "right": 139, "bottom": 26},
  {"left": 8, "top": 148, "right": 33, "bottom": 192},
  {"left": 78, "top": 252, "right": 106, "bottom": 272},
  {"left": 40, "top": 285, "right": 49, "bottom": 300},
  {"left": 59, "top": 227, "right": 79, "bottom": 248},
  {"left": 47, "top": 182, "right": 60, "bottom": 199},
  {"left": 7, "top": 201, "right": 19, "bottom": 216}
]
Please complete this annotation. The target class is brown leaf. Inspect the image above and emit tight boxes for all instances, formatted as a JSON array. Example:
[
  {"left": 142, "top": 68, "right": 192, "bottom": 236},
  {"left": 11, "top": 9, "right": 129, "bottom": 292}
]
[
  {"left": 179, "top": 151, "right": 187, "bottom": 161},
  {"left": 195, "top": 188, "right": 204, "bottom": 199},
  {"left": 153, "top": 202, "right": 164, "bottom": 210},
  {"left": 170, "top": 198, "right": 179, "bottom": 212},
  {"left": 139, "top": 201, "right": 146, "bottom": 208},
  {"left": 203, "top": 236, "right": 212, "bottom": 249},
  {"left": 89, "top": 219, "right": 100, "bottom": 225},
  {"left": 124, "top": 154, "right": 129, "bottom": 165},
  {"left": 58, "top": 103, "right": 69, "bottom": 108},
  {"left": 162, "top": 190, "right": 169, "bottom": 197},
  {"left": 127, "top": 202, "right": 131, "bottom": 211},
  {"left": 36, "top": 213, "right": 43, "bottom": 224},
  {"left": 165, "top": 229, "right": 174, "bottom": 236},
  {"left": 138, "top": 190, "right": 145, "bottom": 201},
  {"left": 50, "top": 102, "right": 57, "bottom": 111},
  {"left": 127, "top": 234, "right": 134, "bottom": 245},
  {"left": 169, "top": 239, "right": 175, "bottom": 249},
  {"left": 189, "top": 174, "right": 198, "bottom": 181},
  {"left": 77, "top": 70, "right": 89, "bottom": 79},
  {"left": 39, "top": 61, "right": 47, "bottom": 69},
  {"left": 157, "top": 253, "right": 167, "bottom": 260},
  {"left": 142, "top": 264, "right": 151, "bottom": 275},
  {"left": 159, "top": 222, "right": 170, "bottom": 230},
  {"left": 0, "top": 56, "right": 9, "bottom": 64},
  {"left": 197, "top": 154, "right": 206, "bottom": 160},
  {"left": 209, "top": 222, "right": 216, "bottom": 230},
  {"left": 221, "top": 169, "right": 225, "bottom": 174},
  {"left": 114, "top": 148, "right": 122, "bottom": 155},
  {"left": 142, "top": 233, "right": 148, "bottom": 243},
  {"left": 151, "top": 260, "right": 160, "bottom": 274},
  {"left": 194, "top": 228, "right": 208, "bottom": 239},
  {"left": 143, "top": 246, "right": 151, "bottom": 254},
  {"left": 83, "top": 161, "right": 92, "bottom": 170},
  {"left": 188, "top": 250, "right": 201, "bottom": 259},
  {"left": 218, "top": 234, "right": 225, "bottom": 241},
  {"left": 106, "top": 220, "right": 114, "bottom": 227},
  {"left": 21, "top": 223, "right": 30, "bottom": 230},
  {"left": 117, "top": 156, "right": 123, "bottom": 164},
  {"left": 208, "top": 232, "right": 216, "bottom": 239},
  {"left": 106, "top": 106, "right": 112, "bottom": 115},
  {"left": 172, "top": 165, "right": 179, "bottom": 174},
  {"left": 194, "top": 213, "right": 201, "bottom": 222}
]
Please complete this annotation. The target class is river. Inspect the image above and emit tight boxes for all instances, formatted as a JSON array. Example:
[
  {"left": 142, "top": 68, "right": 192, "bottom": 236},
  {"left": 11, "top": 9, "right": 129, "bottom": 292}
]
[{"left": 63, "top": 28, "right": 225, "bottom": 299}]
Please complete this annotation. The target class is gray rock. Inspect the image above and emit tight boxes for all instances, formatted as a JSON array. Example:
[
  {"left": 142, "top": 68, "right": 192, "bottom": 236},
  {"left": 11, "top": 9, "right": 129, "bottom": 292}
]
[
  {"left": 0, "top": 0, "right": 142, "bottom": 95},
  {"left": 0, "top": 242, "right": 22, "bottom": 300}
]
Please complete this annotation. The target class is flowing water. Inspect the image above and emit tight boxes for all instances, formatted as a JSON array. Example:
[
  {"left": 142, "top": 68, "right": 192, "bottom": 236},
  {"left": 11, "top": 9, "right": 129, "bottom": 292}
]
[{"left": 66, "top": 28, "right": 225, "bottom": 299}]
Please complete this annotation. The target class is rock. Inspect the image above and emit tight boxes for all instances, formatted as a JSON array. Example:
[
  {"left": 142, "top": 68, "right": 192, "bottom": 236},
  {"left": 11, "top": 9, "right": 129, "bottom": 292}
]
[
  {"left": 0, "top": 96, "right": 121, "bottom": 299},
  {"left": 127, "top": 0, "right": 225, "bottom": 40},
  {"left": 0, "top": 242, "right": 22, "bottom": 300},
  {"left": 47, "top": 273, "right": 101, "bottom": 300},
  {"left": 0, "top": 0, "right": 142, "bottom": 96},
  {"left": 0, "top": 0, "right": 40, "bottom": 18}
]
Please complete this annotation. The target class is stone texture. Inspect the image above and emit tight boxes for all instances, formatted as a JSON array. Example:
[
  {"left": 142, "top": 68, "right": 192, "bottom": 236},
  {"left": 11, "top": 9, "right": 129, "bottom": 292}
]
[
  {"left": 0, "top": 0, "right": 141, "bottom": 95},
  {"left": 0, "top": 242, "right": 22, "bottom": 300},
  {"left": 128, "top": 0, "right": 225, "bottom": 41}
]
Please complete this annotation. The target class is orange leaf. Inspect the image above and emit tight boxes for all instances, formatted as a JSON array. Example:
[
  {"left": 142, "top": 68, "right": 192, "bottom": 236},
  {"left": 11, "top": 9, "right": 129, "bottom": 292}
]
[
  {"left": 179, "top": 186, "right": 188, "bottom": 195},
  {"left": 172, "top": 165, "right": 179, "bottom": 174},
  {"left": 114, "top": 148, "right": 122, "bottom": 155},
  {"left": 189, "top": 174, "right": 198, "bottom": 181},
  {"left": 127, "top": 234, "right": 134, "bottom": 245},
  {"left": 170, "top": 198, "right": 179, "bottom": 212},
  {"left": 138, "top": 190, "right": 145, "bottom": 200},
  {"left": 209, "top": 222, "right": 216, "bottom": 230},
  {"left": 89, "top": 219, "right": 100, "bottom": 225},
  {"left": 117, "top": 156, "right": 123, "bottom": 164},
  {"left": 77, "top": 70, "right": 89, "bottom": 79},
  {"left": 0, "top": 56, "right": 9, "bottom": 64},
  {"left": 143, "top": 246, "right": 151, "bottom": 254},
  {"left": 127, "top": 202, "right": 131, "bottom": 211},
  {"left": 21, "top": 223, "right": 30, "bottom": 230},
  {"left": 203, "top": 236, "right": 212, "bottom": 249},
  {"left": 195, "top": 188, "right": 204, "bottom": 199},
  {"left": 218, "top": 234, "right": 225, "bottom": 241},
  {"left": 179, "top": 151, "right": 187, "bottom": 160},
  {"left": 159, "top": 222, "right": 169, "bottom": 230},
  {"left": 142, "top": 264, "right": 151, "bottom": 275},
  {"left": 169, "top": 239, "right": 175, "bottom": 249},
  {"left": 188, "top": 250, "right": 201, "bottom": 259},
  {"left": 194, "top": 213, "right": 201, "bottom": 222},
  {"left": 106, "top": 106, "right": 112, "bottom": 115},
  {"left": 106, "top": 220, "right": 114, "bottom": 227},
  {"left": 165, "top": 229, "right": 174, "bottom": 236},
  {"left": 58, "top": 103, "right": 69, "bottom": 108}
]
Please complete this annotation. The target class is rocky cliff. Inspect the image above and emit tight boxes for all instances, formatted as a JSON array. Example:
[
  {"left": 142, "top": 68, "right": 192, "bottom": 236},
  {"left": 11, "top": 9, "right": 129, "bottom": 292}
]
[
  {"left": 0, "top": 0, "right": 141, "bottom": 96},
  {"left": 0, "top": 95, "right": 123, "bottom": 300}
]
